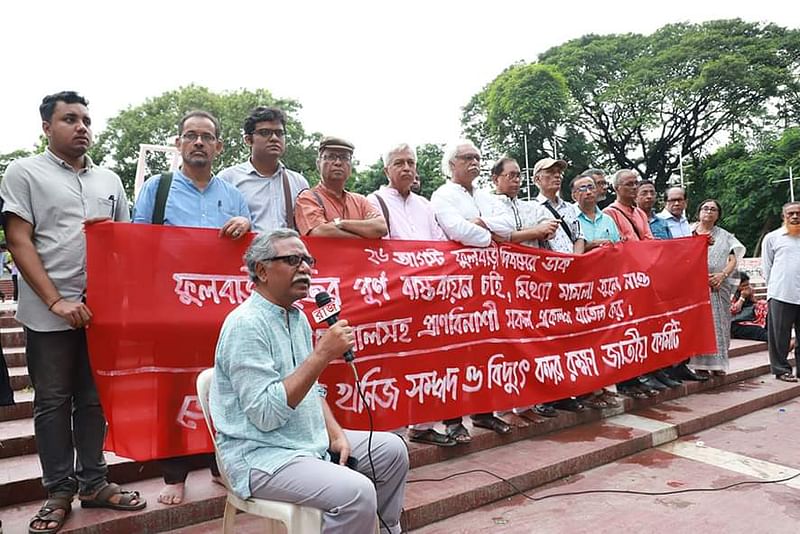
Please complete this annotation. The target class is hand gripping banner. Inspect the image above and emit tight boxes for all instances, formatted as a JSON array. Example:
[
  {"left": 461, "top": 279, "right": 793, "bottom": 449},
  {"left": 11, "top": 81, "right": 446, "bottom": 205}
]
[{"left": 85, "top": 222, "right": 715, "bottom": 460}]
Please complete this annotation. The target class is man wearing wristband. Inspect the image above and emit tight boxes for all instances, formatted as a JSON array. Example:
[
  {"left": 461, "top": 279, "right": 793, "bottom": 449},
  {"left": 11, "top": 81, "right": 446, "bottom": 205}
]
[{"left": 1, "top": 92, "right": 144, "bottom": 534}]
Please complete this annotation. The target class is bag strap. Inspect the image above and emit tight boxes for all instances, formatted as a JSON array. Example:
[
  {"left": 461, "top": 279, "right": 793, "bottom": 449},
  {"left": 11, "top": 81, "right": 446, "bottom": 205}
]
[
  {"left": 280, "top": 168, "right": 295, "bottom": 230},
  {"left": 540, "top": 200, "right": 575, "bottom": 242},
  {"left": 607, "top": 205, "right": 642, "bottom": 240},
  {"left": 153, "top": 172, "right": 173, "bottom": 225},
  {"left": 373, "top": 193, "right": 391, "bottom": 235},
  {"left": 310, "top": 189, "right": 329, "bottom": 221}
]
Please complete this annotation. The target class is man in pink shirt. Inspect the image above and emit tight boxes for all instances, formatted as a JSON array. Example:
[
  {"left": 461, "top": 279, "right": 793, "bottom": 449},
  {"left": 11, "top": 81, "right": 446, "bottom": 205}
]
[{"left": 603, "top": 169, "right": 654, "bottom": 242}]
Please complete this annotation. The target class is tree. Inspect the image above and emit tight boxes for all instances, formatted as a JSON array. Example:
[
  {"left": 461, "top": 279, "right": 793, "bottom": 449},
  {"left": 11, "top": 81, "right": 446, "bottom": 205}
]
[
  {"left": 687, "top": 127, "right": 800, "bottom": 255},
  {"left": 349, "top": 143, "right": 446, "bottom": 200},
  {"left": 90, "top": 85, "right": 320, "bottom": 195},
  {"left": 538, "top": 19, "right": 800, "bottom": 190}
]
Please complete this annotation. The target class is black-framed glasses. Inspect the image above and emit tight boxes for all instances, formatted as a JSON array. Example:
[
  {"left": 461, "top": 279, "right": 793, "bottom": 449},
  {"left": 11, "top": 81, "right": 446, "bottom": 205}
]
[
  {"left": 666, "top": 198, "right": 686, "bottom": 203},
  {"left": 500, "top": 172, "right": 522, "bottom": 180},
  {"left": 268, "top": 254, "right": 316, "bottom": 267},
  {"left": 321, "top": 153, "right": 352, "bottom": 163},
  {"left": 181, "top": 132, "right": 217, "bottom": 143},
  {"left": 252, "top": 128, "right": 285, "bottom": 139}
]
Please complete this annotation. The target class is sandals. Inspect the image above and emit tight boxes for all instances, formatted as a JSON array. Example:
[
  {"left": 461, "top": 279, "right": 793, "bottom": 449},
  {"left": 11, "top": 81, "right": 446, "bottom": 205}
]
[
  {"left": 583, "top": 395, "right": 609, "bottom": 410},
  {"left": 776, "top": 373, "right": 798, "bottom": 383},
  {"left": 600, "top": 389, "right": 621, "bottom": 407},
  {"left": 446, "top": 423, "right": 472, "bottom": 443},
  {"left": 29, "top": 496, "right": 71, "bottom": 534},
  {"left": 79, "top": 482, "right": 146, "bottom": 511},
  {"left": 408, "top": 428, "right": 457, "bottom": 447},
  {"left": 618, "top": 385, "right": 648, "bottom": 399},
  {"left": 471, "top": 415, "right": 512, "bottom": 434}
]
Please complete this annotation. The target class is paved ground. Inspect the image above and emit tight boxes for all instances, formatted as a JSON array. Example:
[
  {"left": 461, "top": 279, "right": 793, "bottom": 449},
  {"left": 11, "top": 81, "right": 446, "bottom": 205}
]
[{"left": 415, "top": 398, "right": 800, "bottom": 533}]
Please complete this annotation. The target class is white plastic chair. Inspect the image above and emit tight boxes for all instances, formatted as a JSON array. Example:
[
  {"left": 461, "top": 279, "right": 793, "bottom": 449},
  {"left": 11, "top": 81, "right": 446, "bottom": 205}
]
[{"left": 196, "top": 368, "right": 323, "bottom": 534}]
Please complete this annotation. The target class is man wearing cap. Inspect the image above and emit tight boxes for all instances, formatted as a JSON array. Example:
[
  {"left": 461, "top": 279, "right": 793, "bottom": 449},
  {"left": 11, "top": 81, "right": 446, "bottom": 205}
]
[
  {"left": 533, "top": 157, "right": 585, "bottom": 254},
  {"left": 295, "top": 136, "right": 388, "bottom": 239},
  {"left": 218, "top": 107, "right": 309, "bottom": 233},
  {"left": 429, "top": 140, "right": 512, "bottom": 442}
]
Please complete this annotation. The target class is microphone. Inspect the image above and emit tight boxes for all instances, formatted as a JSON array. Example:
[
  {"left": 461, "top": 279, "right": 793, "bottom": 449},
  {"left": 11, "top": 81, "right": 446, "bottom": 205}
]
[{"left": 313, "top": 291, "right": 355, "bottom": 362}]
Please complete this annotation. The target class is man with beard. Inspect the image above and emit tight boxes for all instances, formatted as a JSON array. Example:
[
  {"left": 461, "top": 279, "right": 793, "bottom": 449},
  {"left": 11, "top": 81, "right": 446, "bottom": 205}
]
[
  {"left": 295, "top": 136, "right": 388, "bottom": 238},
  {"left": 430, "top": 140, "right": 512, "bottom": 441},
  {"left": 133, "top": 110, "right": 251, "bottom": 505},
  {"left": 211, "top": 230, "right": 408, "bottom": 533},
  {"left": 219, "top": 107, "right": 309, "bottom": 232},
  {"left": 762, "top": 202, "right": 800, "bottom": 382},
  {"left": 2, "top": 91, "right": 143, "bottom": 534}
]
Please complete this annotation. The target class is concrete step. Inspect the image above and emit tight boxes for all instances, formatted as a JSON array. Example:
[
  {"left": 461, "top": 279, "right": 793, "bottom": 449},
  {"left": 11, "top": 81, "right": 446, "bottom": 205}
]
[
  {"left": 0, "top": 351, "right": 793, "bottom": 533},
  {"left": 0, "top": 417, "right": 35, "bottom": 458},
  {"left": 0, "top": 389, "right": 33, "bottom": 422},
  {"left": 0, "top": 314, "right": 20, "bottom": 329},
  {"left": 1, "top": 326, "right": 25, "bottom": 349},
  {"left": 3, "top": 345, "right": 26, "bottom": 368}
]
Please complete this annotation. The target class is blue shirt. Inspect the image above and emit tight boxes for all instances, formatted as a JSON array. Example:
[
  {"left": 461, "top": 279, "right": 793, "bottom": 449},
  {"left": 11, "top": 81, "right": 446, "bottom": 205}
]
[
  {"left": 577, "top": 207, "right": 621, "bottom": 243},
  {"left": 210, "top": 292, "right": 330, "bottom": 499},
  {"left": 133, "top": 170, "right": 251, "bottom": 227},
  {"left": 648, "top": 214, "right": 672, "bottom": 240},
  {"left": 657, "top": 210, "right": 692, "bottom": 237}
]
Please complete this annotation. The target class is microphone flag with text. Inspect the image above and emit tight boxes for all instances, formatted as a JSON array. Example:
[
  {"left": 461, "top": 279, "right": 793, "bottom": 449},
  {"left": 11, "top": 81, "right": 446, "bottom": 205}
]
[{"left": 313, "top": 291, "right": 355, "bottom": 362}]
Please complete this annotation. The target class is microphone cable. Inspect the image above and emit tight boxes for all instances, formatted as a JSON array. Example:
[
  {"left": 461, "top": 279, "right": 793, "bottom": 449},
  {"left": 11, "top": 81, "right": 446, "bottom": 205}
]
[{"left": 349, "top": 361, "right": 392, "bottom": 533}]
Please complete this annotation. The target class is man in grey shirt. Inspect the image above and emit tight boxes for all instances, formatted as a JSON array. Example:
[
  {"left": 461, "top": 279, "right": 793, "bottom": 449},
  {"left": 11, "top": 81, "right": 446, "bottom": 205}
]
[
  {"left": 762, "top": 201, "right": 800, "bottom": 382},
  {"left": 218, "top": 107, "right": 309, "bottom": 232},
  {"left": 1, "top": 91, "right": 145, "bottom": 533}
]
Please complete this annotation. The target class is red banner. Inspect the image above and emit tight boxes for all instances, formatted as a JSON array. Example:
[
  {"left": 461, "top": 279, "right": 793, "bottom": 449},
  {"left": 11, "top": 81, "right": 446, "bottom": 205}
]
[{"left": 86, "top": 222, "right": 715, "bottom": 461}]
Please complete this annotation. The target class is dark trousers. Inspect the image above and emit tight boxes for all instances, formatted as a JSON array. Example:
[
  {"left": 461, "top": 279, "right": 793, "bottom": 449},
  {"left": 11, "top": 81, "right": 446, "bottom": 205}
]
[
  {"left": 767, "top": 299, "right": 800, "bottom": 377},
  {"left": 443, "top": 413, "right": 493, "bottom": 426},
  {"left": 160, "top": 453, "right": 220, "bottom": 484},
  {"left": 0, "top": 341, "right": 14, "bottom": 405},
  {"left": 12, "top": 273, "right": 18, "bottom": 301},
  {"left": 731, "top": 322, "right": 768, "bottom": 342},
  {"left": 26, "top": 328, "right": 108, "bottom": 496}
]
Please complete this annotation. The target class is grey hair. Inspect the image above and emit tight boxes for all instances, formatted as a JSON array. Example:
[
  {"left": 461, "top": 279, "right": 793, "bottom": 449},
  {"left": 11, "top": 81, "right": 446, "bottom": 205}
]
[
  {"left": 383, "top": 143, "right": 417, "bottom": 167},
  {"left": 665, "top": 186, "right": 687, "bottom": 200},
  {"left": 244, "top": 229, "right": 300, "bottom": 282},
  {"left": 441, "top": 139, "right": 478, "bottom": 178},
  {"left": 579, "top": 168, "right": 606, "bottom": 179},
  {"left": 613, "top": 169, "right": 638, "bottom": 187}
]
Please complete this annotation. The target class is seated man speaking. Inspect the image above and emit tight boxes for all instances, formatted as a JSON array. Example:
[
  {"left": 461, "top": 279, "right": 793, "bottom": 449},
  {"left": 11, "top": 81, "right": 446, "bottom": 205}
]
[{"left": 210, "top": 229, "right": 408, "bottom": 534}]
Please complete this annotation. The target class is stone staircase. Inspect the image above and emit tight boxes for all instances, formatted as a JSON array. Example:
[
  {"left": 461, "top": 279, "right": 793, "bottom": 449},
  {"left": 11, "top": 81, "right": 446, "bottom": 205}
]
[{"left": 0, "top": 304, "right": 795, "bottom": 533}]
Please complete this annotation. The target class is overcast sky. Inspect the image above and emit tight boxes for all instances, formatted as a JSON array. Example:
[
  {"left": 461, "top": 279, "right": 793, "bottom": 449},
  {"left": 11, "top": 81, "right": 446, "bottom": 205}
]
[{"left": 3, "top": 0, "right": 799, "bottom": 168}]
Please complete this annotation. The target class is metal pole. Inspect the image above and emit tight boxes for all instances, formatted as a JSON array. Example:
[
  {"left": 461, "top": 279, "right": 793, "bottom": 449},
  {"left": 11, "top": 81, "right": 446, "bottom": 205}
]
[
  {"left": 524, "top": 132, "right": 531, "bottom": 201},
  {"left": 791, "top": 167, "right": 795, "bottom": 203}
]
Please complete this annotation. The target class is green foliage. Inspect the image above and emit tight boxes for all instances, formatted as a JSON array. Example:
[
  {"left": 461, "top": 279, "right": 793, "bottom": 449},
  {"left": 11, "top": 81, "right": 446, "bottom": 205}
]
[
  {"left": 0, "top": 149, "right": 33, "bottom": 177},
  {"left": 90, "top": 85, "right": 321, "bottom": 195},
  {"left": 349, "top": 143, "right": 446, "bottom": 200},
  {"left": 539, "top": 19, "right": 800, "bottom": 189},
  {"left": 688, "top": 127, "right": 800, "bottom": 254}
]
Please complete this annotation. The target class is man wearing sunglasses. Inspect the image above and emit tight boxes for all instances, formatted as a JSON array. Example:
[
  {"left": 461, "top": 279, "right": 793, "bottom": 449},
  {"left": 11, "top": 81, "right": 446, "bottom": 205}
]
[
  {"left": 133, "top": 110, "right": 252, "bottom": 507},
  {"left": 212, "top": 229, "right": 408, "bottom": 533},
  {"left": 295, "top": 136, "right": 388, "bottom": 239},
  {"left": 219, "top": 107, "right": 310, "bottom": 233}
]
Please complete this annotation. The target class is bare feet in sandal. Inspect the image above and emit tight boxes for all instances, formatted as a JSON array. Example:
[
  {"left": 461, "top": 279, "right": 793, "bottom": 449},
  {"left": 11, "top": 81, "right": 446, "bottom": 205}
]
[
  {"left": 158, "top": 482, "right": 185, "bottom": 505},
  {"left": 29, "top": 497, "right": 71, "bottom": 533}
]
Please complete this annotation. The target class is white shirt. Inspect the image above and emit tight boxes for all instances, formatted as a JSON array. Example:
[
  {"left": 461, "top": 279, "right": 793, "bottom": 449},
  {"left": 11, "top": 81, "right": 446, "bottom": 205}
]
[
  {"left": 430, "top": 181, "right": 491, "bottom": 247},
  {"left": 762, "top": 226, "right": 800, "bottom": 305},
  {"left": 477, "top": 193, "right": 552, "bottom": 247},
  {"left": 535, "top": 193, "right": 584, "bottom": 253}
]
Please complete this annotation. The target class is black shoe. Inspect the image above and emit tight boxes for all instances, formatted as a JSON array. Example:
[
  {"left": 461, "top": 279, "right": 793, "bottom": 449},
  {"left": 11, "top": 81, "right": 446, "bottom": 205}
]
[
  {"left": 639, "top": 375, "right": 667, "bottom": 391},
  {"left": 674, "top": 364, "right": 709, "bottom": 382},
  {"left": 653, "top": 370, "right": 682, "bottom": 388},
  {"left": 533, "top": 404, "right": 558, "bottom": 417},
  {"left": 552, "top": 398, "right": 585, "bottom": 412}
]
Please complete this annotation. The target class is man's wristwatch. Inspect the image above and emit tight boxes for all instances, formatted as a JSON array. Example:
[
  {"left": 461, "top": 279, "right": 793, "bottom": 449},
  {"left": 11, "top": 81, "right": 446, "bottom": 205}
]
[{"left": 333, "top": 217, "right": 343, "bottom": 229}]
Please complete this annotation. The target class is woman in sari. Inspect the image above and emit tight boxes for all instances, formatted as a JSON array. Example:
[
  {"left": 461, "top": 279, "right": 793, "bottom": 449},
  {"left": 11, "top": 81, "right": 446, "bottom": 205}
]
[{"left": 690, "top": 199, "right": 746, "bottom": 375}]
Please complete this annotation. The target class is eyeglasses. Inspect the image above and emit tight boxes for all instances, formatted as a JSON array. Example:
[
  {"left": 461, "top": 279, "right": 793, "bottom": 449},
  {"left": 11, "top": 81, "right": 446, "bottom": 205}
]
[
  {"left": 181, "top": 132, "right": 217, "bottom": 143},
  {"left": 499, "top": 172, "right": 521, "bottom": 179},
  {"left": 268, "top": 254, "right": 316, "bottom": 267},
  {"left": 321, "top": 153, "right": 352, "bottom": 163},
  {"left": 455, "top": 153, "right": 481, "bottom": 162},
  {"left": 252, "top": 128, "right": 285, "bottom": 139},
  {"left": 666, "top": 198, "right": 686, "bottom": 203},
  {"left": 700, "top": 206, "right": 719, "bottom": 212},
  {"left": 575, "top": 183, "right": 596, "bottom": 193}
]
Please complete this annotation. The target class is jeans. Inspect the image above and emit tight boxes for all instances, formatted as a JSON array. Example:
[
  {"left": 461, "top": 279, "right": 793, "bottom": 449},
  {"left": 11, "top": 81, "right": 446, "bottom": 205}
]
[{"left": 26, "top": 328, "right": 108, "bottom": 496}]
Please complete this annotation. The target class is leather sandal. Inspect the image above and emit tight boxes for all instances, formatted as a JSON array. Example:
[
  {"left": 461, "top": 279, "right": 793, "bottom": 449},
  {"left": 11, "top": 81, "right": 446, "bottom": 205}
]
[
  {"left": 29, "top": 496, "right": 72, "bottom": 534},
  {"left": 79, "top": 482, "right": 146, "bottom": 511},
  {"left": 776, "top": 373, "right": 798, "bottom": 383},
  {"left": 471, "top": 415, "right": 512, "bottom": 434},
  {"left": 408, "top": 428, "right": 457, "bottom": 447},
  {"left": 446, "top": 423, "right": 472, "bottom": 443}
]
